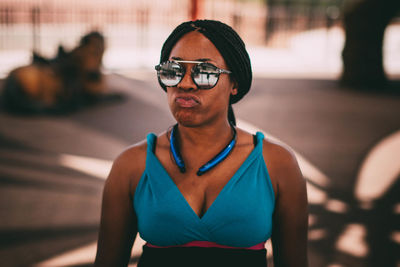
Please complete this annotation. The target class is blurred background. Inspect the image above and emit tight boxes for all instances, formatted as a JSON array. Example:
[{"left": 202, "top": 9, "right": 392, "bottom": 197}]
[{"left": 0, "top": 0, "right": 399, "bottom": 266}]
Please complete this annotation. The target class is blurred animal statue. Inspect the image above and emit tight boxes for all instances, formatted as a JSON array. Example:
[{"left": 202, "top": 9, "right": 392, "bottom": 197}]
[{"left": 1, "top": 31, "right": 107, "bottom": 113}]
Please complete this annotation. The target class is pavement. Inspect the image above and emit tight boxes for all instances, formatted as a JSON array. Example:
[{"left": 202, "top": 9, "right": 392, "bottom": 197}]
[{"left": 0, "top": 70, "right": 399, "bottom": 267}]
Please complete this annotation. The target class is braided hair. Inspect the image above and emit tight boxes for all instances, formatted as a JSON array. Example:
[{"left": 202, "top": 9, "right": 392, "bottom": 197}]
[{"left": 159, "top": 20, "right": 252, "bottom": 126}]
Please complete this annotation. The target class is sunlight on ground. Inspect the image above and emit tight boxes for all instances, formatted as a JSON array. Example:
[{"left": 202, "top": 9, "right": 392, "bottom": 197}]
[
  {"left": 324, "top": 199, "right": 349, "bottom": 213},
  {"left": 308, "top": 228, "right": 328, "bottom": 241},
  {"left": 391, "top": 231, "right": 400, "bottom": 244},
  {"left": 355, "top": 130, "right": 400, "bottom": 209},
  {"left": 34, "top": 235, "right": 146, "bottom": 267},
  {"left": 394, "top": 203, "right": 400, "bottom": 214},
  {"left": 58, "top": 154, "right": 112, "bottom": 180},
  {"left": 34, "top": 242, "right": 98, "bottom": 267},
  {"left": 335, "top": 224, "right": 368, "bottom": 258}
]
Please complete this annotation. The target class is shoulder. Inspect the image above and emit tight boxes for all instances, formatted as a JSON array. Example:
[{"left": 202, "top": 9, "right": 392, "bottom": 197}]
[
  {"left": 114, "top": 139, "right": 147, "bottom": 173},
  {"left": 261, "top": 136, "right": 305, "bottom": 196},
  {"left": 106, "top": 138, "right": 148, "bottom": 196},
  {"left": 262, "top": 137, "right": 298, "bottom": 170}
]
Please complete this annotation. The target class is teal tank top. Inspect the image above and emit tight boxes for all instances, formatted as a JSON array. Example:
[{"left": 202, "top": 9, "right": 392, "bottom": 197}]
[{"left": 134, "top": 132, "right": 275, "bottom": 248}]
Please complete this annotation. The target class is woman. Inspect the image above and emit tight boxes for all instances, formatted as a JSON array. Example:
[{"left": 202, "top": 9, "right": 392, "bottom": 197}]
[{"left": 95, "top": 20, "right": 308, "bottom": 267}]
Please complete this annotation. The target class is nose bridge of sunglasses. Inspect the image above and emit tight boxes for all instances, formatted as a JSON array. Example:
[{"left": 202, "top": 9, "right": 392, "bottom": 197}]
[{"left": 177, "top": 62, "right": 198, "bottom": 88}]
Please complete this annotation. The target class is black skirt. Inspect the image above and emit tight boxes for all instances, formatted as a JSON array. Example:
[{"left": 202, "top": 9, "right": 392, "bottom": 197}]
[{"left": 137, "top": 245, "right": 267, "bottom": 267}]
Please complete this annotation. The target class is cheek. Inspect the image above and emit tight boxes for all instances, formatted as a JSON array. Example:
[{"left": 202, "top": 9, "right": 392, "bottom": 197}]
[
  {"left": 215, "top": 80, "right": 234, "bottom": 104},
  {"left": 167, "top": 90, "right": 173, "bottom": 106},
  {"left": 202, "top": 89, "right": 231, "bottom": 116},
  {"left": 167, "top": 90, "right": 178, "bottom": 116}
]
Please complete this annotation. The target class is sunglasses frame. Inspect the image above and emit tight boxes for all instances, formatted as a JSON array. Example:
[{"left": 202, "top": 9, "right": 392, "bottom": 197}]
[{"left": 155, "top": 60, "right": 231, "bottom": 90}]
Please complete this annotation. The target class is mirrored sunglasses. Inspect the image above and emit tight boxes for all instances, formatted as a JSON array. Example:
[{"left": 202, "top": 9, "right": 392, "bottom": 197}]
[{"left": 155, "top": 60, "right": 231, "bottom": 90}]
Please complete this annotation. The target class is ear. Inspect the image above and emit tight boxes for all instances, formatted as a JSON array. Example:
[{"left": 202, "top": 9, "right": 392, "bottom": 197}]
[{"left": 231, "top": 81, "right": 238, "bottom": 96}]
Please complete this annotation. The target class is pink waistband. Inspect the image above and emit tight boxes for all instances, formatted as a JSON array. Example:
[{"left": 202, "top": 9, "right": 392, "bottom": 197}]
[{"left": 145, "top": 241, "right": 265, "bottom": 250}]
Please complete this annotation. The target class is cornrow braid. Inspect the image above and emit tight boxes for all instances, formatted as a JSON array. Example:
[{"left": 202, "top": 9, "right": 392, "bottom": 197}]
[{"left": 159, "top": 19, "right": 253, "bottom": 125}]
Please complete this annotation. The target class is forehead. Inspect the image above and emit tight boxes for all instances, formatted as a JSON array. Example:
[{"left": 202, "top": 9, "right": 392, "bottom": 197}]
[{"left": 169, "top": 31, "right": 226, "bottom": 66}]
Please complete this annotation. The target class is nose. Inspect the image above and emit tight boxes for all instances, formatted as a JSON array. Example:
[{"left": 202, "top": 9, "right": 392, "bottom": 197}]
[{"left": 177, "top": 65, "right": 196, "bottom": 91}]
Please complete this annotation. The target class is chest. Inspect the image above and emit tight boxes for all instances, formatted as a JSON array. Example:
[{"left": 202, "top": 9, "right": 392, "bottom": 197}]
[
  {"left": 157, "top": 147, "right": 249, "bottom": 218},
  {"left": 170, "top": 173, "right": 230, "bottom": 218}
]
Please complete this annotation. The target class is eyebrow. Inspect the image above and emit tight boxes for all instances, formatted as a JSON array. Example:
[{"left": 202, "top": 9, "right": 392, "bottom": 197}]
[{"left": 171, "top": 57, "right": 211, "bottom": 62}]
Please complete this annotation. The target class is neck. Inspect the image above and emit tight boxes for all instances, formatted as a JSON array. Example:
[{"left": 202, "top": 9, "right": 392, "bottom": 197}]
[
  {"left": 177, "top": 120, "right": 233, "bottom": 148},
  {"left": 170, "top": 120, "right": 237, "bottom": 175}
]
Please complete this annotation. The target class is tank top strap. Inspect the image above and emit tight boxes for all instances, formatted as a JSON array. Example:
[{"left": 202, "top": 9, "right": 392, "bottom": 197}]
[
  {"left": 255, "top": 132, "right": 265, "bottom": 150},
  {"left": 146, "top": 133, "right": 157, "bottom": 154}
]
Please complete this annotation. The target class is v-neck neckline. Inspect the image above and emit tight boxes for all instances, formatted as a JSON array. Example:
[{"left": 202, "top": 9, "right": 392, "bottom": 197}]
[{"left": 147, "top": 133, "right": 262, "bottom": 221}]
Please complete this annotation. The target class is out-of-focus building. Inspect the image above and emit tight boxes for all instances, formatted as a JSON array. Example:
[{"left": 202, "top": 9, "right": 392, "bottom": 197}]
[{"left": 1, "top": 0, "right": 342, "bottom": 53}]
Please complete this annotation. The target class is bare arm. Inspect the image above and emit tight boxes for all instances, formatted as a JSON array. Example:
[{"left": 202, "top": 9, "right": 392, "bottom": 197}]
[
  {"left": 94, "top": 145, "right": 146, "bottom": 267},
  {"left": 264, "top": 141, "right": 308, "bottom": 267}
]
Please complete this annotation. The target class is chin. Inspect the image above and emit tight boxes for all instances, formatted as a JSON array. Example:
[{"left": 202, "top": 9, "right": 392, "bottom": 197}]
[
  {"left": 175, "top": 117, "right": 199, "bottom": 128},
  {"left": 173, "top": 111, "right": 202, "bottom": 127}
]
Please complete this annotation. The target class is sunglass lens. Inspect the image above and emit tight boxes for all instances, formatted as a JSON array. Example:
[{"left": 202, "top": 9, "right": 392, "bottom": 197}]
[
  {"left": 192, "top": 63, "right": 219, "bottom": 89},
  {"left": 158, "top": 61, "right": 184, "bottom": 87}
]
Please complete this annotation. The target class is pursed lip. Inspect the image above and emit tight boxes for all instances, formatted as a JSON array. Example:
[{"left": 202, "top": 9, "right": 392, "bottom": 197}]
[{"left": 174, "top": 94, "right": 201, "bottom": 108}]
